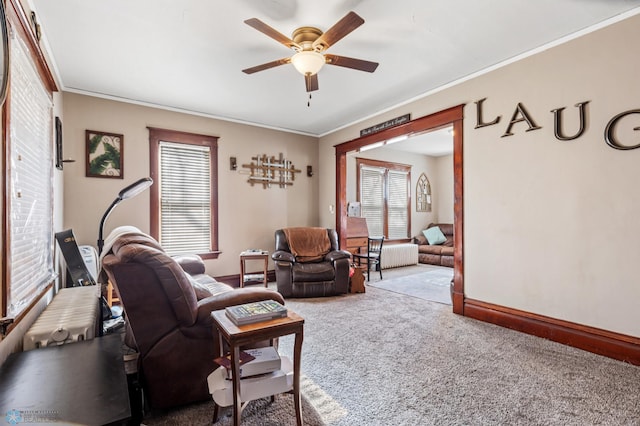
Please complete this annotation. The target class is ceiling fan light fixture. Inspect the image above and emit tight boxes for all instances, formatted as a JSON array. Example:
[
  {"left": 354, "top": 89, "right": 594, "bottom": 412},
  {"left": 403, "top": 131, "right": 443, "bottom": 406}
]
[{"left": 291, "top": 50, "right": 325, "bottom": 76}]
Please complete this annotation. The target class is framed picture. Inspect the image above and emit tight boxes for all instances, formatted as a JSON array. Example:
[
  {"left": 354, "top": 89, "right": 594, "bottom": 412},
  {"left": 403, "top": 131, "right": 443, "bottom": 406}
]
[
  {"left": 86, "top": 130, "right": 123, "bottom": 178},
  {"left": 55, "top": 116, "right": 63, "bottom": 170}
]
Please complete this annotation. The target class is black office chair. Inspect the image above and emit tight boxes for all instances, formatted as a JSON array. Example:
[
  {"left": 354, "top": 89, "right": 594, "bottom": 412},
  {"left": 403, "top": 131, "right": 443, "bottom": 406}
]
[{"left": 352, "top": 236, "right": 384, "bottom": 281}]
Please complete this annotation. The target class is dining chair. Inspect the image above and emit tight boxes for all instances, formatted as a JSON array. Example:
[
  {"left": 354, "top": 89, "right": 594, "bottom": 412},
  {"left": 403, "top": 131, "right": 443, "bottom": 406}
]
[{"left": 352, "top": 236, "right": 384, "bottom": 281}]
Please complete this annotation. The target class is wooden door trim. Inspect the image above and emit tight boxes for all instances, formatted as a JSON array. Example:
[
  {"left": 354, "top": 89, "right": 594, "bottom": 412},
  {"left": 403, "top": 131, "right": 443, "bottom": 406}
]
[{"left": 334, "top": 104, "right": 465, "bottom": 313}]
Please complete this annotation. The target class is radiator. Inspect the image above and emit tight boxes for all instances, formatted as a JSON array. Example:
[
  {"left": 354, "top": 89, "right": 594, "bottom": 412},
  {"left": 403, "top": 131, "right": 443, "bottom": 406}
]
[
  {"left": 23, "top": 285, "right": 100, "bottom": 351},
  {"left": 381, "top": 243, "right": 419, "bottom": 269}
]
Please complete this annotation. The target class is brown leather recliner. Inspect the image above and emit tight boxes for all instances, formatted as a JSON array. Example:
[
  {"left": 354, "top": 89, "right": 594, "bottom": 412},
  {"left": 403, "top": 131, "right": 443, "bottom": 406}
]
[
  {"left": 272, "top": 228, "right": 351, "bottom": 298},
  {"left": 101, "top": 230, "right": 284, "bottom": 409}
]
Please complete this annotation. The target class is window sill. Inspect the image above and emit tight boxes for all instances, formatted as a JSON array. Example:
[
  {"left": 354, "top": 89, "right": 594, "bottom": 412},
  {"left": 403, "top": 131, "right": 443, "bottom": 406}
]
[{"left": 198, "top": 251, "right": 221, "bottom": 260}]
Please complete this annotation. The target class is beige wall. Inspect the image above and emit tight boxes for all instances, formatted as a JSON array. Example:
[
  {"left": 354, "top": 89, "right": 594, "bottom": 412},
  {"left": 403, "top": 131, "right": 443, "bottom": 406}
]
[
  {"left": 435, "top": 154, "right": 454, "bottom": 224},
  {"left": 319, "top": 13, "right": 640, "bottom": 337},
  {"left": 62, "top": 93, "right": 319, "bottom": 276}
]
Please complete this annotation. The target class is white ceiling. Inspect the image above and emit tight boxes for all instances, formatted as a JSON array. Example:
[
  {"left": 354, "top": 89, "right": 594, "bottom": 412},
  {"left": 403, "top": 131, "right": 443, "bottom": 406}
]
[
  {"left": 386, "top": 127, "right": 454, "bottom": 157},
  {"left": 32, "top": 0, "right": 640, "bottom": 138}
]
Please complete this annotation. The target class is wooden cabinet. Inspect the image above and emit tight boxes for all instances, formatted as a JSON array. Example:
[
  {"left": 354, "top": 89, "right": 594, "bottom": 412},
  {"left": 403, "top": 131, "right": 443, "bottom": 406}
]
[
  {"left": 346, "top": 237, "right": 368, "bottom": 254},
  {"left": 345, "top": 217, "right": 369, "bottom": 255}
]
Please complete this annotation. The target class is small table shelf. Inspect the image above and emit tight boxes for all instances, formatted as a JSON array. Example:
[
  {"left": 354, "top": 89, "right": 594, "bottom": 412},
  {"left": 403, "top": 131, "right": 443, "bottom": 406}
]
[
  {"left": 210, "top": 309, "right": 304, "bottom": 426},
  {"left": 208, "top": 356, "right": 293, "bottom": 407},
  {"left": 240, "top": 250, "right": 268, "bottom": 287}
]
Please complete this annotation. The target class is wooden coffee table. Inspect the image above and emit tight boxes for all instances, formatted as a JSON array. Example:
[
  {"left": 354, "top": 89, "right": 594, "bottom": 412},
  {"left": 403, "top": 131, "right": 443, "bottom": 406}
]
[{"left": 211, "top": 309, "right": 305, "bottom": 426}]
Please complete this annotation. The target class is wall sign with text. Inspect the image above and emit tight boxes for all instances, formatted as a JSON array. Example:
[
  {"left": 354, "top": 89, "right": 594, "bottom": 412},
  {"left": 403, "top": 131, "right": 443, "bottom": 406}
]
[{"left": 360, "top": 113, "right": 411, "bottom": 137}]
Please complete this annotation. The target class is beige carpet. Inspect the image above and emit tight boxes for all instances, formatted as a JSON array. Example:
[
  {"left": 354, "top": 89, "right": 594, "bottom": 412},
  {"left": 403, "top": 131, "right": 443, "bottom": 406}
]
[
  {"left": 143, "top": 270, "right": 640, "bottom": 425},
  {"left": 367, "top": 264, "right": 453, "bottom": 304}
]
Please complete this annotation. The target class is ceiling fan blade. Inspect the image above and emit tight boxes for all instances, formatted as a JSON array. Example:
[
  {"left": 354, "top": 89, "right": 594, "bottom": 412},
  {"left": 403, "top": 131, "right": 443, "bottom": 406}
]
[
  {"left": 242, "top": 58, "right": 291, "bottom": 74},
  {"left": 244, "top": 18, "right": 300, "bottom": 50},
  {"left": 325, "top": 54, "right": 378, "bottom": 73},
  {"left": 312, "top": 11, "right": 364, "bottom": 50},
  {"left": 305, "top": 74, "right": 319, "bottom": 92}
]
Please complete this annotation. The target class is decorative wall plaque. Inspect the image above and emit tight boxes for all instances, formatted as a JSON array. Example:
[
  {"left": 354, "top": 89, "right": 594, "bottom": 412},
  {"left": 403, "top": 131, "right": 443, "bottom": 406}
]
[
  {"left": 86, "top": 130, "right": 123, "bottom": 178},
  {"left": 360, "top": 113, "right": 411, "bottom": 137},
  {"left": 416, "top": 173, "right": 432, "bottom": 212},
  {"left": 242, "top": 153, "right": 301, "bottom": 188}
]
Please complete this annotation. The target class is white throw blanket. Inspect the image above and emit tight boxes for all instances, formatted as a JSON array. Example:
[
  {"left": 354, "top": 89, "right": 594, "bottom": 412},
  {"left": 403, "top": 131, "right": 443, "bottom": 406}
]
[{"left": 99, "top": 225, "right": 142, "bottom": 269}]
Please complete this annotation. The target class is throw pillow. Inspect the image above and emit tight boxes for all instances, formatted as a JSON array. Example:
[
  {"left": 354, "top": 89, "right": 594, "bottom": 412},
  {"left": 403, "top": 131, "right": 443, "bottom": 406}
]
[{"left": 423, "top": 226, "right": 446, "bottom": 245}]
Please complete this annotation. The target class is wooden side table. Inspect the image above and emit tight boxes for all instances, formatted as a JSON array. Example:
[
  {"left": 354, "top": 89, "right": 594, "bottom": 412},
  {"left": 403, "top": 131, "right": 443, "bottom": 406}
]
[
  {"left": 211, "top": 309, "right": 305, "bottom": 426},
  {"left": 239, "top": 250, "right": 268, "bottom": 287},
  {"left": 106, "top": 280, "right": 120, "bottom": 306}
]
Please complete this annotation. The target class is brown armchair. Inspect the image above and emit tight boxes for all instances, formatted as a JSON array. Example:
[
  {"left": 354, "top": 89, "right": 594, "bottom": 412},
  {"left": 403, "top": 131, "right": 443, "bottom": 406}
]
[
  {"left": 101, "top": 230, "right": 284, "bottom": 409},
  {"left": 272, "top": 227, "right": 351, "bottom": 298}
]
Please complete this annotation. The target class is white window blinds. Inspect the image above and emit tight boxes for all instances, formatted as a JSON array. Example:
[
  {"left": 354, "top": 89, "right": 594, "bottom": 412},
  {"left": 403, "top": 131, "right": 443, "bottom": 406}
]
[
  {"left": 358, "top": 160, "right": 410, "bottom": 240},
  {"left": 7, "top": 30, "right": 55, "bottom": 317},
  {"left": 387, "top": 170, "right": 409, "bottom": 239},
  {"left": 360, "top": 166, "right": 385, "bottom": 237},
  {"left": 159, "top": 141, "right": 211, "bottom": 255}
]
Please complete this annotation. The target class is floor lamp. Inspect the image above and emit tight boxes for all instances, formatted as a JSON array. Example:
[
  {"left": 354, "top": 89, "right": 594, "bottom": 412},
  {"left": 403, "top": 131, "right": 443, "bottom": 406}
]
[{"left": 97, "top": 177, "right": 153, "bottom": 255}]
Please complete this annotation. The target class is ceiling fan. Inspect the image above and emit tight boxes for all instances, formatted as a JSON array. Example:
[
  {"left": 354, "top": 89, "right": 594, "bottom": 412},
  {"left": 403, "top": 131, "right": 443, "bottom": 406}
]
[{"left": 242, "top": 11, "right": 379, "bottom": 93}]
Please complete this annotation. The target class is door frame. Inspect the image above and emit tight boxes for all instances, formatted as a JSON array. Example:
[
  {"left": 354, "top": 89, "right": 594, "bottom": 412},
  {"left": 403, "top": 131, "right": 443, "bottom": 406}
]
[{"left": 334, "top": 104, "right": 465, "bottom": 314}]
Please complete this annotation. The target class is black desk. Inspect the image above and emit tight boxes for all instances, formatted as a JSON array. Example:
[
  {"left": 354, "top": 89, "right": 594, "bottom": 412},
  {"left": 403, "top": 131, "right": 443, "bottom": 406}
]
[{"left": 0, "top": 333, "right": 131, "bottom": 425}]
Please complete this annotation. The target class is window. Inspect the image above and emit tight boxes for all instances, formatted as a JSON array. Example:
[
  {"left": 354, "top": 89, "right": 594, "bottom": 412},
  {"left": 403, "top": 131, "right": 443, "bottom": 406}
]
[
  {"left": 357, "top": 158, "right": 411, "bottom": 240},
  {"left": 3, "top": 13, "right": 57, "bottom": 320},
  {"left": 148, "top": 128, "right": 219, "bottom": 258}
]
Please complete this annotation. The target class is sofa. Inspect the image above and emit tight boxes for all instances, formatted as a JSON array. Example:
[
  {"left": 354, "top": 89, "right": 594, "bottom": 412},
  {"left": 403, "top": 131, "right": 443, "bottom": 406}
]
[
  {"left": 272, "top": 227, "right": 351, "bottom": 297},
  {"left": 412, "top": 223, "right": 454, "bottom": 267},
  {"left": 101, "top": 228, "right": 284, "bottom": 409}
]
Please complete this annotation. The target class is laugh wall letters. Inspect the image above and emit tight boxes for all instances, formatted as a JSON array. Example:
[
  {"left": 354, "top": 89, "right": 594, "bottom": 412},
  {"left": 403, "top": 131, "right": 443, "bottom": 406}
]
[{"left": 474, "top": 98, "right": 640, "bottom": 150}]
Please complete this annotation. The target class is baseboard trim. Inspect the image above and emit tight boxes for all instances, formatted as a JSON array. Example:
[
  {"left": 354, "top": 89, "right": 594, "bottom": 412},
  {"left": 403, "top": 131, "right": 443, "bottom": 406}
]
[{"left": 464, "top": 298, "right": 640, "bottom": 366}]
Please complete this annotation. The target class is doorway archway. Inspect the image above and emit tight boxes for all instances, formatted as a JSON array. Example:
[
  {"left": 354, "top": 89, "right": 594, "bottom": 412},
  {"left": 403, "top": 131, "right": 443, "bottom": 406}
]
[{"left": 334, "top": 104, "right": 465, "bottom": 314}]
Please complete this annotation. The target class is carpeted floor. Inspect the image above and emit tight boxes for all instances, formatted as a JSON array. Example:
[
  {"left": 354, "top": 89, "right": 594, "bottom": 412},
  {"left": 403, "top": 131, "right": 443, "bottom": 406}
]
[
  {"left": 367, "top": 264, "right": 453, "bottom": 304},
  {"left": 143, "top": 268, "right": 640, "bottom": 426}
]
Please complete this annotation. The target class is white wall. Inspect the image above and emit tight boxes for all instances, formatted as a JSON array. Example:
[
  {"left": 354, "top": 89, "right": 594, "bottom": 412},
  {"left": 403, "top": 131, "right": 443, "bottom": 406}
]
[
  {"left": 435, "top": 154, "right": 454, "bottom": 223},
  {"left": 319, "top": 13, "right": 640, "bottom": 338},
  {"left": 62, "top": 93, "right": 319, "bottom": 276}
]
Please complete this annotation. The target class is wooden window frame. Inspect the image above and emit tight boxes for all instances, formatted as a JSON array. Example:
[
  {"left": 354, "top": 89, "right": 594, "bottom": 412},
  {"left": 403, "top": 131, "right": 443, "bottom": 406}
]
[
  {"left": 356, "top": 157, "right": 411, "bottom": 242},
  {"left": 148, "top": 127, "right": 220, "bottom": 259}
]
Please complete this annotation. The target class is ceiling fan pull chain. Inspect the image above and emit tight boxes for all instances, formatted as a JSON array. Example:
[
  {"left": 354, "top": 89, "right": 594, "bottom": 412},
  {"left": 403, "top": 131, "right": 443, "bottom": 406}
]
[{"left": 308, "top": 93, "right": 312, "bottom": 107}]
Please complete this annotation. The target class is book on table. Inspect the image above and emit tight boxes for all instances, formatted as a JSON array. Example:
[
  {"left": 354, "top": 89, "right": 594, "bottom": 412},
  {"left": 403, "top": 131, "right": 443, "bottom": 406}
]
[
  {"left": 214, "top": 350, "right": 255, "bottom": 371},
  {"left": 216, "top": 346, "right": 281, "bottom": 379},
  {"left": 225, "top": 300, "right": 287, "bottom": 325},
  {"left": 240, "top": 249, "right": 268, "bottom": 256},
  {"left": 207, "top": 356, "right": 293, "bottom": 406}
]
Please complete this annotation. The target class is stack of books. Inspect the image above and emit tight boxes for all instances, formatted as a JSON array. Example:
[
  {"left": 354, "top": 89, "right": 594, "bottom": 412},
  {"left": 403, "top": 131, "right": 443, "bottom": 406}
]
[
  {"left": 207, "top": 356, "right": 293, "bottom": 406},
  {"left": 240, "top": 249, "right": 268, "bottom": 256},
  {"left": 225, "top": 300, "right": 287, "bottom": 326},
  {"left": 214, "top": 346, "right": 281, "bottom": 379}
]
